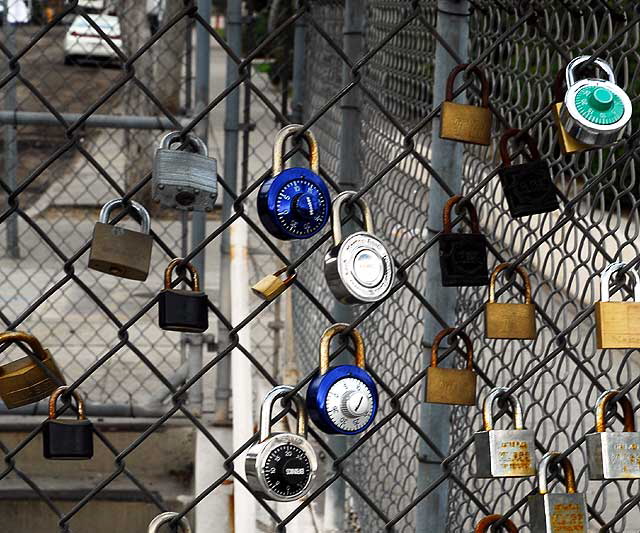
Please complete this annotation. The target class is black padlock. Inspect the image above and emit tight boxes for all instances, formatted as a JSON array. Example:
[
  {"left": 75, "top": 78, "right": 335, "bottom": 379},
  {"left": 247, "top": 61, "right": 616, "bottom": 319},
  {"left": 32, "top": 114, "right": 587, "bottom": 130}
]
[
  {"left": 158, "top": 258, "right": 208, "bottom": 333},
  {"left": 497, "top": 128, "right": 559, "bottom": 218},
  {"left": 43, "top": 386, "right": 93, "bottom": 460},
  {"left": 439, "top": 195, "right": 489, "bottom": 287}
]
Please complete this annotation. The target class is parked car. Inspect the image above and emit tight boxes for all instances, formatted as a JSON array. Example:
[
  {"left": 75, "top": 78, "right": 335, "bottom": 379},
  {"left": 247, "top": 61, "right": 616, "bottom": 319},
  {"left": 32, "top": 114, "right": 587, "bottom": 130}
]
[{"left": 63, "top": 15, "right": 122, "bottom": 65}]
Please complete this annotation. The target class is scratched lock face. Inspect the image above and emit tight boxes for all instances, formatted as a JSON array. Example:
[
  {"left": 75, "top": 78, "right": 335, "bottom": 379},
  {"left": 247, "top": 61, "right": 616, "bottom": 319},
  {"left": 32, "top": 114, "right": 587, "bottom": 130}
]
[
  {"left": 546, "top": 495, "right": 587, "bottom": 533},
  {"left": 587, "top": 432, "right": 640, "bottom": 479},
  {"left": 489, "top": 430, "right": 536, "bottom": 477}
]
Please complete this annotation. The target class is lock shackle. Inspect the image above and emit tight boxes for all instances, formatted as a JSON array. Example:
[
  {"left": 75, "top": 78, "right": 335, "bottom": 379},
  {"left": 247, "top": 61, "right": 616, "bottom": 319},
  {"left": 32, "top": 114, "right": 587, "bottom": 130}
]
[
  {"left": 164, "top": 258, "right": 201, "bottom": 292},
  {"left": 319, "top": 323, "right": 365, "bottom": 375},
  {"left": 99, "top": 199, "right": 150, "bottom": 235},
  {"left": 272, "top": 124, "right": 320, "bottom": 176},
  {"left": 600, "top": 262, "right": 640, "bottom": 302},
  {"left": 475, "top": 514, "right": 518, "bottom": 533},
  {"left": 259, "top": 385, "right": 307, "bottom": 442},
  {"left": 331, "top": 191, "right": 374, "bottom": 247},
  {"left": 443, "top": 195, "right": 481, "bottom": 234},
  {"left": 430, "top": 328, "right": 473, "bottom": 371},
  {"left": 499, "top": 128, "right": 541, "bottom": 166},
  {"left": 595, "top": 389, "right": 636, "bottom": 433},
  {"left": 566, "top": 55, "right": 615, "bottom": 88},
  {"left": 0, "top": 331, "right": 49, "bottom": 362},
  {"left": 538, "top": 451, "right": 577, "bottom": 495},
  {"left": 489, "top": 263, "right": 532, "bottom": 304},
  {"left": 148, "top": 512, "right": 192, "bottom": 533},
  {"left": 482, "top": 387, "right": 524, "bottom": 431},
  {"left": 48, "top": 386, "right": 86, "bottom": 420},
  {"left": 445, "top": 63, "right": 490, "bottom": 107},
  {"left": 159, "top": 130, "right": 208, "bottom": 157},
  {"left": 272, "top": 266, "right": 297, "bottom": 285}
]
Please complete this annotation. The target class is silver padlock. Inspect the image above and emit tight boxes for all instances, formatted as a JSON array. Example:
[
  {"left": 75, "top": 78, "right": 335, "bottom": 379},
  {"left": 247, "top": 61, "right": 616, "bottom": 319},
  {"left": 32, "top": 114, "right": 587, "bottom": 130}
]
[
  {"left": 560, "top": 56, "right": 632, "bottom": 146},
  {"left": 324, "top": 191, "right": 395, "bottom": 304},
  {"left": 245, "top": 385, "right": 318, "bottom": 502},
  {"left": 586, "top": 389, "right": 640, "bottom": 479},
  {"left": 474, "top": 387, "right": 536, "bottom": 478},
  {"left": 528, "top": 452, "right": 587, "bottom": 533},
  {"left": 152, "top": 131, "right": 217, "bottom": 211},
  {"left": 148, "top": 512, "right": 191, "bottom": 533}
]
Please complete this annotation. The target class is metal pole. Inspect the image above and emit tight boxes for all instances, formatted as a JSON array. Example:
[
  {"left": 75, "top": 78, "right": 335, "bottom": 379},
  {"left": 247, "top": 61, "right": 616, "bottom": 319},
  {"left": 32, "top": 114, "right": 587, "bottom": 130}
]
[
  {"left": 415, "top": 2, "right": 469, "bottom": 532},
  {"left": 0, "top": 111, "right": 189, "bottom": 129}
]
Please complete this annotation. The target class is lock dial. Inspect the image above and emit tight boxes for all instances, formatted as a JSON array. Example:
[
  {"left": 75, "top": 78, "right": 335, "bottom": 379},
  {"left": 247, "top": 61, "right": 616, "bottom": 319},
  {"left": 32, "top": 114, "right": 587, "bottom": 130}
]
[
  {"left": 575, "top": 86, "right": 625, "bottom": 125},
  {"left": 325, "top": 377, "right": 375, "bottom": 433},
  {"left": 263, "top": 443, "right": 313, "bottom": 499}
]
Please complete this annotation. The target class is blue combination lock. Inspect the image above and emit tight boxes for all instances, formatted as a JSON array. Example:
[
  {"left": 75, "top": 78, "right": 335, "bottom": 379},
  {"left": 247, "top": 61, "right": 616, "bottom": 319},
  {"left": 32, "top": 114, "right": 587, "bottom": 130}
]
[
  {"left": 257, "top": 124, "right": 331, "bottom": 240},
  {"left": 306, "top": 323, "right": 378, "bottom": 435}
]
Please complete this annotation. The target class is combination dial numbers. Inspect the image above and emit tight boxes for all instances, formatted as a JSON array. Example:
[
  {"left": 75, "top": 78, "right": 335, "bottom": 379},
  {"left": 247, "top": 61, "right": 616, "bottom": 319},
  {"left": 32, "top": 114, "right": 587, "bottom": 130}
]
[
  {"left": 326, "top": 377, "right": 375, "bottom": 433},
  {"left": 263, "top": 444, "right": 312, "bottom": 499}
]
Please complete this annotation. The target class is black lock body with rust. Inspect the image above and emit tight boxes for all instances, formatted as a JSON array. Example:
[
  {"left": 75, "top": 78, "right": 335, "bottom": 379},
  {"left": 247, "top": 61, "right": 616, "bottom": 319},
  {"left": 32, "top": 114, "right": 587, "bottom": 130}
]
[
  {"left": 159, "top": 258, "right": 208, "bottom": 333},
  {"left": 43, "top": 387, "right": 93, "bottom": 460}
]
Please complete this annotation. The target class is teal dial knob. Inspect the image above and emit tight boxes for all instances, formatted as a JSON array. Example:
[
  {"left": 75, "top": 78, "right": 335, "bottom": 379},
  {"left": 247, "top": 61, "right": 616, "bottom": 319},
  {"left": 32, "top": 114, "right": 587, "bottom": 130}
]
[{"left": 575, "top": 86, "right": 625, "bottom": 125}]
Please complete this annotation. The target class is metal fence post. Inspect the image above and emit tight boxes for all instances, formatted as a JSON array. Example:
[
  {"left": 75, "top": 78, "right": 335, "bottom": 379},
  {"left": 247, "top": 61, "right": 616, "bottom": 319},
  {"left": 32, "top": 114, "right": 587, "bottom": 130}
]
[{"left": 415, "top": 1, "right": 469, "bottom": 532}]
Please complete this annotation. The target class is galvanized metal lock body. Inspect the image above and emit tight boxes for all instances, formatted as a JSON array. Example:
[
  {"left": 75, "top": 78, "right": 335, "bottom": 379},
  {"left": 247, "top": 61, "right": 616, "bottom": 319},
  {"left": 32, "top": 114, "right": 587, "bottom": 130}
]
[
  {"left": 440, "top": 64, "right": 492, "bottom": 145},
  {"left": 0, "top": 331, "right": 65, "bottom": 409},
  {"left": 43, "top": 386, "right": 93, "bottom": 460},
  {"left": 528, "top": 452, "right": 587, "bottom": 533},
  {"left": 245, "top": 386, "right": 317, "bottom": 502},
  {"left": 257, "top": 124, "right": 331, "bottom": 240},
  {"left": 158, "top": 258, "right": 208, "bottom": 333},
  {"left": 324, "top": 191, "right": 395, "bottom": 304},
  {"left": 474, "top": 387, "right": 536, "bottom": 478},
  {"left": 553, "top": 68, "right": 591, "bottom": 155},
  {"left": 152, "top": 131, "right": 218, "bottom": 211},
  {"left": 485, "top": 263, "right": 536, "bottom": 340},
  {"left": 252, "top": 266, "right": 297, "bottom": 302},
  {"left": 594, "top": 261, "right": 640, "bottom": 349},
  {"left": 475, "top": 514, "right": 519, "bottom": 533},
  {"left": 560, "top": 56, "right": 632, "bottom": 146},
  {"left": 439, "top": 195, "right": 489, "bottom": 287},
  {"left": 306, "top": 324, "right": 378, "bottom": 435},
  {"left": 88, "top": 199, "right": 153, "bottom": 281},
  {"left": 425, "top": 328, "right": 476, "bottom": 406},
  {"left": 497, "top": 128, "right": 559, "bottom": 218},
  {"left": 586, "top": 389, "right": 640, "bottom": 479},
  {"left": 148, "top": 512, "right": 191, "bottom": 533}
]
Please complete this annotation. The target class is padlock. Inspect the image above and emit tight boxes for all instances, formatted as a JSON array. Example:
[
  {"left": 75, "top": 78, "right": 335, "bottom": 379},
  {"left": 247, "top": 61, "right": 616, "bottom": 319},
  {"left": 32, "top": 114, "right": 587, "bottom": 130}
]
[
  {"left": 474, "top": 387, "right": 536, "bottom": 478},
  {"left": 245, "top": 385, "right": 318, "bottom": 501},
  {"left": 475, "top": 514, "right": 518, "bottom": 533},
  {"left": 586, "top": 389, "right": 640, "bottom": 479},
  {"left": 560, "top": 55, "right": 632, "bottom": 146},
  {"left": 252, "top": 267, "right": 297, "bottom": 302},
  {"left": 0, "top": 331, "right": 65, "bottom": 409},
  {"left": 552, "top": 68, "right": 591, "bottom": 155},
  {"left": 148, "top": 512, "right": 191, "bottom": 533},
  {"left": 485, "top": 262, "right": 536, "bottom": 340},
  {"left": 257, "top": 124, "right": 331, "bottom": 240},
  {"left": 152, "top": 131, "right": 217, "bottom": 212},
  {"left": 425, "top": 327, "right": 476, "bottom": 406},
  {"left": 158, "top": 258, "right": 208, "bottom": 333},
  {"left": 594, "top": 261, "right": 640, "bottom": 349},
  {"left": 43, "top": 386, "right": 93, "bottom": 460},
  {"left": 439, "top": 195, "right": 489, "bottom": 287},
  {"left": 497, "top": 128, "right": 559, "bottom": 218},
  {"left": 324, "top": 191, "right": 395, "bottom": 304},
  {"left": 440, "top": 63, "right": 492, "bottom": 145},
  {"left": 306, "top": 323, "right": 378, "bottom": 435},
  {"left": 528, "top": 452, "right": 587, "bottom": 533},
  {"left": 88, "top": 198, "right": 153, "bottom": 281}
]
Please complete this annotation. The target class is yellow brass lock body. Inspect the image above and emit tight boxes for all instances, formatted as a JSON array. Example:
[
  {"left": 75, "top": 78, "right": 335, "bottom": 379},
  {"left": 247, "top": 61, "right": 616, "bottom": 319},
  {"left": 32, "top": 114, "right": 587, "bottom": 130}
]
[
  {"left": 252, "top": 267, "right": 297, "bottom": 302},
  {"left": 553, "top": 68, "right": 591, "bottom": 155}
]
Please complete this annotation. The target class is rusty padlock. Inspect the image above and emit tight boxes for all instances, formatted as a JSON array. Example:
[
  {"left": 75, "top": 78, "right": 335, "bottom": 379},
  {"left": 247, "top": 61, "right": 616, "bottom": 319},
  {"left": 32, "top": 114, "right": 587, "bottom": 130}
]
[
  {"left": 440, "top": 64, "right": 492, "bottom": 145},
  {"left": 552, "top": 68, "right": 590, "bottom": 155},
  {"left": 475, "top": 514, "right": 519, "bottom": 533},
  {"left": 252, "top": 267, "right": 297, "bottom": 302},
  {"left": 425, "top": 328, "right": 476, "bottom": 406}
]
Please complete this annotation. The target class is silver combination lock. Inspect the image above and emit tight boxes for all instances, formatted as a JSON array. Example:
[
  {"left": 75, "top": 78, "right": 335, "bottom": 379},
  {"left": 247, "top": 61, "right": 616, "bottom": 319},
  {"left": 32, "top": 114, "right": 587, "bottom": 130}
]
[
  {"left": 245, "top": 385, "right": 318, "bottom": 502},
  {"left": 560, "top": 56, "right": 632, "bottom": 146},
  {"left": 324, "top": 191, "right": 395, "bottom": 304},
  {"left": 152, "top": 131, "right": 218, "bottom": 211}
]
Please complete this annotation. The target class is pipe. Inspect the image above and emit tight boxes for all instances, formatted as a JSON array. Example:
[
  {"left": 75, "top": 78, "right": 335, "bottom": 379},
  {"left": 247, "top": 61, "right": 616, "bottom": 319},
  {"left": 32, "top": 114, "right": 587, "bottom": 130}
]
[{"left": 0, "top": 111, "right": 189, "bottom": 130}]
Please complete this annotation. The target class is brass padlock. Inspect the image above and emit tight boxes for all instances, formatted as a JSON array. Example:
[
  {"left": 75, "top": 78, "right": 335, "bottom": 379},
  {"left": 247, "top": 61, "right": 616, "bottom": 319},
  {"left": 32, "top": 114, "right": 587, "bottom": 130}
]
[
  {"left": 552, "top": 68, "right": 590, "bottom": 155},
  {"left": 252, "top": 267, "right": 297, "bottom": 302},
  {"left": 440, "top": 64, "right": 492, "bottom": 145},
  {"left": 475, "top": 514, "right": 518, "bottom": 533},
  {"left": 88, "top": 198, "right": 153, "bottom": 281},
  {"left": 485, "top": 263, "right": 536, "bottom": 340},
  {"left": 0, "top": 331, "right": 65, "bottom": 409},
  {"left": 594, "top": 261, "right": 640, "bottom": 349},
  {"left": 425, "top": 327, "right": 476, "bottom": 406}
]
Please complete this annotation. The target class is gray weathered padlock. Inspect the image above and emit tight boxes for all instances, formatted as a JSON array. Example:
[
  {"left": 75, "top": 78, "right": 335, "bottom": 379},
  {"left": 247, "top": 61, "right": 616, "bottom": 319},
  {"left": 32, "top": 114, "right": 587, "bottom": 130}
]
[
  {"left": 528, "top": 452, "right": 587, "bottom": 533},
  {"left": 88, "top": 199, "right": 153, "bottom": 281},
  {"left": 474, "top": 387, "right": 536, "bottom": 478},
  {"left": 148, "top": 512, "right": 191, "bottom": 533},
  {"left": 152, "top": 131, "right": 217, "bottom": 211},
  {"left": 586, "top": 389, "right": 640, "bottom": 479}
]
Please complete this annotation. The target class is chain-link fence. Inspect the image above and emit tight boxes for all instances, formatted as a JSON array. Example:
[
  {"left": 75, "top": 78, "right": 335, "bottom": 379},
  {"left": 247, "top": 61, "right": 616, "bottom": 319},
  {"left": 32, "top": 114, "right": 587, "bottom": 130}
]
[{"left": 2, "top": 0, "right": 640, "bottom": 531}]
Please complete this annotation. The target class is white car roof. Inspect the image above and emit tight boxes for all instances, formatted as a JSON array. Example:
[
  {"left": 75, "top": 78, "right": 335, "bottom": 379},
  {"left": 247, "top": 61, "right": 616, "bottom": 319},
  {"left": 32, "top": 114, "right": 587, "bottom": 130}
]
[{"left": 70, "top": 15, "right": 120, "bottom": 30}]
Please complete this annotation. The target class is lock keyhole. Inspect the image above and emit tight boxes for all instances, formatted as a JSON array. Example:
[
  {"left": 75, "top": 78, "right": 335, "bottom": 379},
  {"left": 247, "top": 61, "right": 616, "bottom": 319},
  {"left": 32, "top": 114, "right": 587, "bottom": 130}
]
[{"left": 175, "top": 191, "right": 196, "bottom": 206}]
